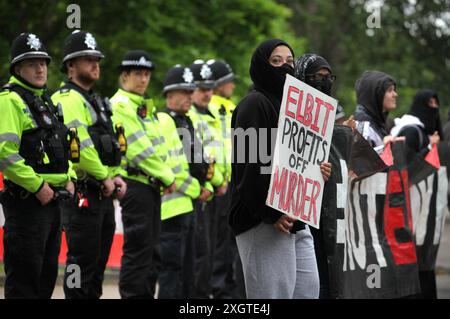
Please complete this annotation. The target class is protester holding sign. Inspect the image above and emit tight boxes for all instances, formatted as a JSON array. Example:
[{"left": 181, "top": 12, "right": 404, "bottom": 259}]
[
  {"left": 353, "top": 71, "right": 398, "bottom": 154},
  {"left": 230, "top": 39, "right": 331, "bottom": 299},
  {"left": 294, "top": 53, "right": 337, "bottom": 299}
]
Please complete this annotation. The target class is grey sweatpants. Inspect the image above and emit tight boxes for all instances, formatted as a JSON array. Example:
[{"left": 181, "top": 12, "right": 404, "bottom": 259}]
[{"left": 236, "top": 222, "right": 319, "bottom": 299}]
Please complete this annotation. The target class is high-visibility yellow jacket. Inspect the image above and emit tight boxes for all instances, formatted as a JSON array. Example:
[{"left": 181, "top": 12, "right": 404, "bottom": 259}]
[
  {"left": 110, "top": 88, "right": 175, "bottom": 187},
  {"left": 52, "top": 83, "right": 120, "bottom": 180},
  {"left": 0, "top": 76, "right": 76, "bottom": 193},
  {"left": 187, "top": 105, "right": 224, "bottom": 188},
  {"left": 209, "top": 94, "right": 236, "bottom": 182},
  {"left": 157, "top": 110, "right": 206, "bottom": 220}
]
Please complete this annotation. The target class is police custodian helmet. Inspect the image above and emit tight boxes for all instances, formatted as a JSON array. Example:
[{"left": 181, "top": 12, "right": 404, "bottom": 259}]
[
  {"left": 206, "top": 59, "right": 236, "bottom": 87},
  {"left": 189, "top": 59, "right": 215, "bottom": 89},
  {"left": 119, "top": 50, "right": 155, "bottom": 71},
  {"left": 10, "top": 33, "right": 51, "bottom": 74},
  {"left": 61, "top": 30, "right": 104, "bottom": 72},
  {"left": 163, "top": 64, "right": 196, "bottom": 95}
]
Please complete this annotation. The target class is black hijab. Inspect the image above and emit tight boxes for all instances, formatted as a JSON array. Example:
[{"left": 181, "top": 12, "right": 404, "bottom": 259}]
[
  {"left": 409, "top": 89, "right": 443, "bottom": 137},
  {"left": 249, "top": 39, "right": 294, "bottom": 110},
  {"left": 294, "top": 53, "right": 333, "bottom": 95},
  {"left": 355, "top": 71, "right": 396, "bottom": 134}
]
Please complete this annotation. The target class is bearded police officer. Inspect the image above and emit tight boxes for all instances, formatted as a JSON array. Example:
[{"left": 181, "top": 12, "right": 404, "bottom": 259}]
[
  {"left": 52, "top": 30, "right": 127, "bottom": 299},
  {"left": 0, "top": 33, "right": 77, "bottom": 299},
  {"left": 110, "top": 50, "right": 176, "bottom": 298}
]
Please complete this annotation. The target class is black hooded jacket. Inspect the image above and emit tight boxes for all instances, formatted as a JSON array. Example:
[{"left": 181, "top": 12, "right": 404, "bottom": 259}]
[
  {"left": 229, "top": 39, "right": 299, "bottom": 236},
  {"left": 354, "top": 71, "right": 396, "bottom": 145},
  {"left": 398, "top": 89, "right": 442, "bottom": 156}
]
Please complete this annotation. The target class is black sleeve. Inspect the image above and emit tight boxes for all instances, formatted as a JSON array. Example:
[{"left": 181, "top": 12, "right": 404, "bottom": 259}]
[
  {"left": 398, "top": 127, "right": 422, "bottom": 153},
  {"left": 399, "top": 126, "right": 431, "bottom": 158},
  {"left": 232, "top": 93, "right": 282, "bottom": 224}
]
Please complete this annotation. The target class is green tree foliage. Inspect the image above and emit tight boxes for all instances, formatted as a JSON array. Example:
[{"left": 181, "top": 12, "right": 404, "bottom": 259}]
[
  {"left": 1, "top": 1, "right": 447, "bottom": 120},
  {"left": 0, "top": 0, "right": 303, "bottom": 108},
  {"left": 279, "top": 0, "right": 450, "bottom": 121}
]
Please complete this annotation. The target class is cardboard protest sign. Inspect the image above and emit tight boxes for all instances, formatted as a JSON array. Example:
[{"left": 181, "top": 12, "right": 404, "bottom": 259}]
[{"left": 266, "top": 74, "right": 338, "bottom": 228}]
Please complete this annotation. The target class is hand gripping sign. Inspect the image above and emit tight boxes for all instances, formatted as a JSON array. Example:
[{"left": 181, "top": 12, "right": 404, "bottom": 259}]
[{"left": 266, "top": 74, "right": 337, "bottom": 229}]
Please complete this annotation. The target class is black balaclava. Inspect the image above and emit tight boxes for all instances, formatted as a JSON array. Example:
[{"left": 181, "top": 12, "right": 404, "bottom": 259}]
[
  {"left": 355, "top": 71, "right": 396, "bottom": 134},
  {"left": 409, "top": 89, "right": 443, "bottom": 137},
  {"left": 294, "top": 53, "right": 333, "bottom": 95},
  {"left": 249, "top": 39, "right": 294, "bottom": 109}
]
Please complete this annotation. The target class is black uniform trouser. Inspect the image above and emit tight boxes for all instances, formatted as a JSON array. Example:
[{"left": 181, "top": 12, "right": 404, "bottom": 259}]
[
  {"left": 158, "top": 211, "right": 196, "bottom": 299},
  {"left": 119, "top": 179, "right": 161, "bottom": 299},
  {"left": 194, "top": 200, "right": 212, "bottom": 298},
  {"left": 1, "top": 191, "right": 63, "bottom": 299},
  {"left": 62, "top": 191, "right": 115, "bottom": 299},
  {"left": 209, "top": 190, "right": 240, "bottom": 299}
]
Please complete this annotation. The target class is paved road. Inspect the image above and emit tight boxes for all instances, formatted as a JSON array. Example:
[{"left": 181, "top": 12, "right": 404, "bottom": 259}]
[{"left": 2, "top": 219, "right": 450, "bottom": 299}]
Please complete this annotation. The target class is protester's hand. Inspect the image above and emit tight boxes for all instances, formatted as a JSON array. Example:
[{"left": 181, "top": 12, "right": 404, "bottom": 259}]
[
  {"left": 36, "top": 182, "right": 54, "bottom": 206},
  {"left": 65, "top": 180, "right": 75, "bottom": 196},
  {"left": 430, "top": 131, "right": 440, "bottom": 145},
  {"left": 349, "top": 169, "right": 358, "bottom": 180},
  {"left": 164, "top": 182, "right": 177, "bottom": 195},
  {"left": 320, "top": 162, "right": 332, "bottom": 182},
  {"left": 198, "top": 187, "right": 212, "bottom": 202},
  {"left": 113, "top": 176, "right": 127, "bottom": 200},
  {"left": 215, "top": 183, "right": 228, "bottom": 196},
  {"left": 274, "top": 215, "right": 297, "bottom": 234},
  {"left": 383, "top": 135, "right": 395, "bottom": 145},
  {"left": 343, "top": 115, "right": 356, "bottom": 131},
  {"left": 101, "top": 177, "right": 115, "bottom": 197}
]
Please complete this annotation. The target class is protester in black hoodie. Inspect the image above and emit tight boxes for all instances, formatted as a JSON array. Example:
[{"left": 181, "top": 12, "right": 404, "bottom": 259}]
[
  {"left": 391, "top": 89, "right": 441, "bottom": 157},
  {"left": 230, "top": 39, "right": 331, "bottom": 299},
  {"left": 294, "top": 53, "right": 337, "bottom": 299},
  {"left": 390, "top": 89, "right": 442, "bottom": 300},
  {"left": 354, "top": 71, "right": 398, "bottom": 154}
]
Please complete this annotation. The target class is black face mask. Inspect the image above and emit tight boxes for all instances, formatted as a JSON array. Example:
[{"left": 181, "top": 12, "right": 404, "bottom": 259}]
[
  {"left": 276, "top": 63, "right": 295, "bottom": 77},
  {"left": 250, "top": 39, "right": 295, "bottom": 107},
  {"left": 272, "top": 63, "right": 294, "bottom": 95},
  {"left": 307, "top": 77, "right": 332, "bottom": 95},
  {"left": 409, "top": 89, "right": 442, "bottom": 136}
]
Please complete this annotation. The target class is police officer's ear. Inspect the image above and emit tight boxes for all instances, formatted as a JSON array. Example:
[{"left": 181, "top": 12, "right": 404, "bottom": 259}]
[{"left": 14, "top": 64, "right": 21, "bottom": 76}]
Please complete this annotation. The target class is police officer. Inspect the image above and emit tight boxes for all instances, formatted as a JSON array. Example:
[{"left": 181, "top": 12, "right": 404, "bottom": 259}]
[
  {"left": 0, "top": 33, "right": 77, "bottom": 298},
  {"left": 187, "top": 59, "right": 226, "bottom": 298},
  {"left": 52, "top": 30, "right": 127, "bottom": 299},
  {"left": 206, "top": 59, "right": 243, "bottom": 299},
  {"left": 157, "top": 65, "right": 214, "bottom": 298},
  {"left": 110, "top": 50, "right": 176, "bottom": 299}
]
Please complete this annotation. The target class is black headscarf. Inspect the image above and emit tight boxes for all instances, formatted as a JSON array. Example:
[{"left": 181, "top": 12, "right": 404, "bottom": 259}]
[
  {"left": 354, "top": 71, "right": 396, "bottom": 134},
  {"left": 294, "top": 53, "right": 333, "bottom": 95},
  {"left": 409, "top": 89, "right": 443, "bottom": 137},
  {"left": 249, "top": 39, "right": 294, "bottom": 110}
]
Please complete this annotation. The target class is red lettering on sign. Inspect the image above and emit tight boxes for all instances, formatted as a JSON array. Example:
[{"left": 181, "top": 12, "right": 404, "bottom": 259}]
[
  {"left": 300, "top": 178, "right": 313, "bottom": 222},
  {"left": 283, "top": 170, "right": 298, "bottom": 212},
  {"left": 321, "top": 102, "right": 335, "bottom": 137},
  {"left": 269, "top": 166, "right": 288, "bottom": 208},
  {"left": 294, "top": 174, "right": 304, "bottom": 217},
  {"left": 303, "top": 93, "right": 314, "bottom": 127},
  {"left": 285, "top": 86, "right": 299, "bottom": 119},
  {"left": 296, "top": 90, "right": 305, "bottom": 123}
]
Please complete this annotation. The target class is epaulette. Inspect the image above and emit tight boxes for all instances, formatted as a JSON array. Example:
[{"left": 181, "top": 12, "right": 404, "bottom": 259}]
[{"left": 58, "top": 87, "right": 71, "bottom": 95}]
